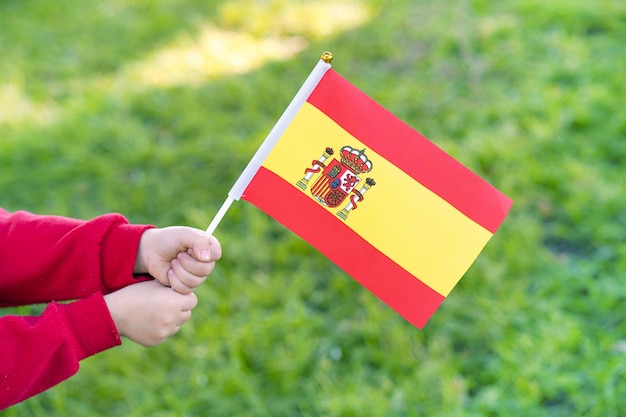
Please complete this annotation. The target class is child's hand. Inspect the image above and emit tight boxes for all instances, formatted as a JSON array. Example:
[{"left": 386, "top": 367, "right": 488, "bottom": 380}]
[
  {"left": 134, "top": 227, "right": 222, "bottom": 294},
  {"left": 104, "top": 280, "right": 198, "bottom": 346}
]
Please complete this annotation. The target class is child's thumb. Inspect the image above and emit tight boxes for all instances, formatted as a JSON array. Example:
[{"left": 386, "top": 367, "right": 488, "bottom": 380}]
[{"left": 183, "top": 229, "right": 214, "bottom": 261}]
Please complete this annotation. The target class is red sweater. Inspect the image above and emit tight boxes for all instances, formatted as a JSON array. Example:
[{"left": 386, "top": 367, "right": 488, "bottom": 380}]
[{"left": 0, "top": 209, "right": 153, "bottom": 409}]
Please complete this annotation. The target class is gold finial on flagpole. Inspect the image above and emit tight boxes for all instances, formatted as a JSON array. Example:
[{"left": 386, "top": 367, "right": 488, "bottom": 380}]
[{"left": 321, "top": 51, "right": 334, "bottom": 63}]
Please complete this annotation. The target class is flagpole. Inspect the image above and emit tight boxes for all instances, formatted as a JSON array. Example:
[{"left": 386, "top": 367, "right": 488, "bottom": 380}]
[
  {"left": 205, "top": 52, "right": 334, "bottom": 235},
  {"left": 205, "top": 196, "right": 234, "bottom": 235}
]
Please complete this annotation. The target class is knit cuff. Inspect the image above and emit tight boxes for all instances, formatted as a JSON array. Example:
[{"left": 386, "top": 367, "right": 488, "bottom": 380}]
[
  {"left": 100, "top": 221, "right": 155, "bottom": 293},
  {"left": 60, "top": 292, "right": 121, "bottom": 361}
]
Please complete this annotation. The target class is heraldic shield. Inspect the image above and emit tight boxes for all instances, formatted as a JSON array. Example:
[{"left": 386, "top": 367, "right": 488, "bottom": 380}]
[
  {"left": 296, "top": 145, "right": 376, "bottom": 220},
  {"left": 312, "top": 158, "right": 360, "bottom": 207}
]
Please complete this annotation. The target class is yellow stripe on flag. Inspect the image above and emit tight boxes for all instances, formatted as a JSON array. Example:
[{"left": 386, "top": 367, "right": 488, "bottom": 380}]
[{"left": 262, "top": 103, "right": 493, "bottom": 296}]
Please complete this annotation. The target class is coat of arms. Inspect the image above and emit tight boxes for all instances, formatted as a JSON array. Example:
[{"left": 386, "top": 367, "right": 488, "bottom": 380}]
[{"left": 296, "top": 146, "right": 376, "bottom": 220}]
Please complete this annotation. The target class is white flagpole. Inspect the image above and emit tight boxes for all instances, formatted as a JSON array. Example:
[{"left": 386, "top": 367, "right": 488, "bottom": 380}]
[
  {"left": 205, "top": 196, "right": 234, "bottom": 236},
  {"left": 206, "top": 52, "right": 333, "bottom": 236}
]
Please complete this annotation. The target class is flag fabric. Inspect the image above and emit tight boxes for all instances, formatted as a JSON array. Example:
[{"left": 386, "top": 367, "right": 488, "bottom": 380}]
[{"left": 217, "top": 56, "right": 512, "bottom": 329}]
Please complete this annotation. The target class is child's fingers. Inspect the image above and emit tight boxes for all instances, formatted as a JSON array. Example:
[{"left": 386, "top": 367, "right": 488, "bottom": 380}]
[
  {"left": 169, "top": 257, "right": 210, "bottom": 293},
  {"left": 208, "top": 236, "right": 222, "bottom": 260},
  {"left": 188, "top": 235, "right": 222, "bottom": 263},
  {"left": 167, "top": 270, "right": 193, "bottom": 295},
  {"left": 177, "top": 251, "right": 217, "bottom": 279},
  {"left": 175, "top": 289, "right": 198, "bottom": 313}
]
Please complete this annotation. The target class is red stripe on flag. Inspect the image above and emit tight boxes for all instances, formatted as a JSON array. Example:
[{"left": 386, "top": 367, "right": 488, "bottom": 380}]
[
  {"left": 242, "top": 167, "right": 445, "bottom": 328},
  {"left": 307, "top": 69, "right": 513, "bottom": 234}
]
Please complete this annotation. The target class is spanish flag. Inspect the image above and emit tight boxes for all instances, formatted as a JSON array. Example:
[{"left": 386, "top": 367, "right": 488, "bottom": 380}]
[{"left": 207, "top": 53, "right": 512, "bottom": 328}]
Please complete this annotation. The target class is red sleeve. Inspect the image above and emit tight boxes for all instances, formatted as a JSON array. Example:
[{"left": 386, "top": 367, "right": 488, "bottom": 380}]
[
  {"left": 0, "top": 292, "right": 119, "bottom": 410},
  {"left": 0, "top": 209, "right": 154, "bottom": 306},
  {"left": 0, "top": 208, "right": 155, "bottom": 409}
]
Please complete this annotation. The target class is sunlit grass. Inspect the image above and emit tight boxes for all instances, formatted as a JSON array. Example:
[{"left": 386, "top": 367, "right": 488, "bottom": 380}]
[
  {"left": 122, "top": 26, "right": 308, "bottom": 87},
  {"left": 0, "top": 84, "right": 60, "bottom": 126},
  {"left": 218, "top": 0, "right": 371, "bottom": 39}
]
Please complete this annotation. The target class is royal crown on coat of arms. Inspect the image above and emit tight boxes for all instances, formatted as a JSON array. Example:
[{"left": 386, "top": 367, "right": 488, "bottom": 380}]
[{"left": 296, "top": 146, "right": 376, "bottom": 221}]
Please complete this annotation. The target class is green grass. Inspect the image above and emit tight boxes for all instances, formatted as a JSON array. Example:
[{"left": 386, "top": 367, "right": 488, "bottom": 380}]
[{"left": 1, "top": 0, "right": 625, "bottom": 415}]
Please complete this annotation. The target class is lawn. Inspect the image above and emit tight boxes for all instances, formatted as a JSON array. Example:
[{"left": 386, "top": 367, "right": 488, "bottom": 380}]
[{"left": 1, "top": 0, "right": 625, "bottom": 415}]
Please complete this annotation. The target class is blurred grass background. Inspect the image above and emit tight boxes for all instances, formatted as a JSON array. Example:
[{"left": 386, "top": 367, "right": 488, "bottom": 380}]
[{"left": 1, "top": 0, "right": 625, "bottom": 415}]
